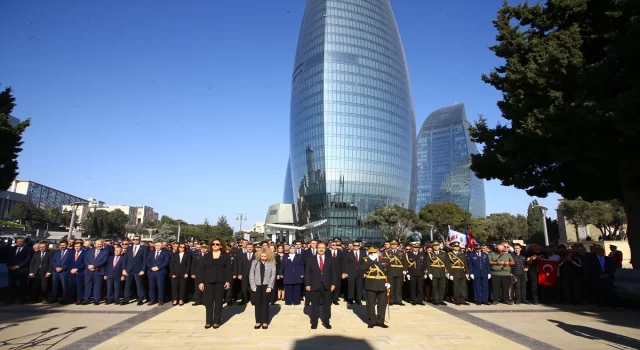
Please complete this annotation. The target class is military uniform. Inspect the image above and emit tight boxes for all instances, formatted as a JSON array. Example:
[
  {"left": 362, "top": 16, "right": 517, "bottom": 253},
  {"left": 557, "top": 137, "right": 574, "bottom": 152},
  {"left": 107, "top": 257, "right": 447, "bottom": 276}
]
[
  {"left": 382, "top": 241, "right": 405, "bottom": 305},
  {"left": 404, "top": 244, "right": 426, "bottom": 305},
  {"left": 360, "top": 247, "right": 389, "bottom": 328},
  {"left": 426, "top": 242, "right": 448, "bottom": 305},
  {"left": 446, "top": 242, "right": 470, "bottom": 305}
]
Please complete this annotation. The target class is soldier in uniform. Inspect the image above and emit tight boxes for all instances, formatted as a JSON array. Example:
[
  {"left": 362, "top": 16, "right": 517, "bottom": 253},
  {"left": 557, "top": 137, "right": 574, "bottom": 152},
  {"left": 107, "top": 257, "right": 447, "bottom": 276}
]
[
  {"left": 382, "top": 240, "right": 405, "bottom": 306},
  {"left": 426, "top": 240, "right": 448, "bottom": 306},
  {"left": 404, "top": 242, "right": 426, "bottom": 305},
  {"left": 360, "top": 246, "right": 390, "bottom": 328},
  {"left": 446, "top": 242, "right": 470, "bottom": 305}
]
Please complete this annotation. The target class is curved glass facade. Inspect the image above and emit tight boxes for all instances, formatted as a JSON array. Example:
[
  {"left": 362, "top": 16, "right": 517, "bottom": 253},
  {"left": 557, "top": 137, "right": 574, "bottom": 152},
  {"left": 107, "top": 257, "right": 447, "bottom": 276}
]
[
  {"left": 416, "top": 104, "right": 486, "bottom": 218},
  {"left": 288, "top": 0, "right": 416, "bottom": 241},
  {"left": 283, "top": 158, "right": 295, "bottom": 204}
]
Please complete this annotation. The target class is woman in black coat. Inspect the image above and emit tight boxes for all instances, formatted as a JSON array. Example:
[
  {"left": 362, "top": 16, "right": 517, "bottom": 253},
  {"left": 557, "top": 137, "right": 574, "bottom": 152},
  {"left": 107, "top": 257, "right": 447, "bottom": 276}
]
[
  {"left": 196, "top": 238, "right": 232, "bottom": 329},
  {"left": 170, "top": 243, "right": 192, "bottom": 306}
]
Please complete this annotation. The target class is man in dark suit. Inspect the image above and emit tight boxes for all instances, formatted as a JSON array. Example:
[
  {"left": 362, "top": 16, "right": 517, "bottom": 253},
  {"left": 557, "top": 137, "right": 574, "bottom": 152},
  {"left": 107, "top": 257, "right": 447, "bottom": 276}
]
[
  {"left": 67, "top": 240, "right": 86, "bottom": 304},
  {"left": 327, "top": 239, "right": 345, "bottom": 305},
  {"left": 6, "top": 237, "right": 33, "bottom": 304},
  {"left": 591, "top": 246, "right": 616, "bottom": 307},
  {"left": 190, "top": 242, "right": 208, "bottom": 305},
  {"left": 146, "top": 241, "right": 170, "bottom": 305},
  {"left": 305, "top": 242, "right": 336, "bottom": 330},
  {"left": 123, "top": 235, "right": 148, "bottom": 305},
  {"left": 236, "top": 242, "right": 256, "bottom": 305},
  {"left": 105, "top": 245, "right": 127, "bottom": 304},
  {"left": 83, "top": 239, "right": 109, "bottom": 305},
  {"left": 50, "top": 240, "right": 72, "bottom": 304},
  {"left": 343, "top": 240, "right": 365, "bottom": 305},
  {"left": 29, "top": 241, "right": 53, "bottom": 304}
]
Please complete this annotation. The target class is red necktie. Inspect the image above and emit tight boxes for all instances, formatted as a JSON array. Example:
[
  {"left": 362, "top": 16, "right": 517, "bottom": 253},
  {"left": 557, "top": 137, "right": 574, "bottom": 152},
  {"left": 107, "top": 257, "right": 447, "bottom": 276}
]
[
  {"left": 75, "top": 252, "right": 79, "bottom": 261},
  {"left": 355, "top": 251, "right": 359, "bottom": 270},
  {"left": 319, "top": 256, "right": 324, "bottom": 271},
  {"left": 333, "top": 251, "right": 336, "bottom": 259}
]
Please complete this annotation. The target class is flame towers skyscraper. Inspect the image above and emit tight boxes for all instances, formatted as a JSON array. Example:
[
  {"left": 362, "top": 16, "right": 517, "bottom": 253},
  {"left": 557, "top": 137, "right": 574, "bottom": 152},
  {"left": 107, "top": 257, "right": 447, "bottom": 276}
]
[{"left": 285, "top": 0, "right": 417, "bottom": 241}]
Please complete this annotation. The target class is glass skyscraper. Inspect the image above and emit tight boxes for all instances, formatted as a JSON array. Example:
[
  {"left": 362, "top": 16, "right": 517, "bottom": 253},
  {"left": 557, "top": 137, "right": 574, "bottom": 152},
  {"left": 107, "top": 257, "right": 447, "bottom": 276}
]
[
  {"left": 416, "top": 104, "right": 486, "bottom": 218},
  {"left": 286, "top": 0, "right": 417, "bottom": 241}
]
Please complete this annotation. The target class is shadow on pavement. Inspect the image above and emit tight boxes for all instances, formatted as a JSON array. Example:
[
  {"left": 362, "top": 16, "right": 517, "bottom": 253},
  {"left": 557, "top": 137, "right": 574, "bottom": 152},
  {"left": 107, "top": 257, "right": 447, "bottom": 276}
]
[
  {"left": 221, "top": 304, "right": 246, "bottom": 325},
  {"left": 549, "top": 319, "right": 640, "bottom": 349},
  {"left": 292, "top": 336, "right": 373, "bottom": 350},
  {"left": 269, "top": 304, "right": 281, "bottom": 323},
  {"left": 347, "top": 304, "right": 368, "bottom": 325}
]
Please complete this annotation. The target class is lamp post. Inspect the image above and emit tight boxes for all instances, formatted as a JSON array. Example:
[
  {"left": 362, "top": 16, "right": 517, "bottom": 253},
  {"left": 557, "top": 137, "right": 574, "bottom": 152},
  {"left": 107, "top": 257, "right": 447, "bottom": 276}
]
[
  {"left": 236, "top": 213, "right": 248, "bottom": 233},
  {"left": 68, "top": 201, "right": 88, "bottom": 237},
  {"left": 533, "top": 205, "right": 549, "bottom": 246},
  {"left": 176, "top": 220, "right": 183, "bottom": 242}
]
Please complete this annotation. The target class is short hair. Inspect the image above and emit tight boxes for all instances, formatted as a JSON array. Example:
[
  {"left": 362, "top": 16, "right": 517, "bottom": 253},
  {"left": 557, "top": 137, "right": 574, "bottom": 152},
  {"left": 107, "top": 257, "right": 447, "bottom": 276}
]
[
  {"left": 59, "top": 240, "right": 68, "bottom": 245},
  {"left": 294, "top": 240, "right": 302, "bottom": 244},
  {"left": 317, "top": 242, "right": 327, "bottom": 248},
  {"left": 310, "top": 239, "right": 318, "bottom": 243},
  {"left": 246, "top": 242, "right": 254, "bottom": 247},
  {"left": 74, "top": 241, "right": 82, "bottom": 247},
  {"left": 513, "top": 243, "right": 523, "bottom": 248}
]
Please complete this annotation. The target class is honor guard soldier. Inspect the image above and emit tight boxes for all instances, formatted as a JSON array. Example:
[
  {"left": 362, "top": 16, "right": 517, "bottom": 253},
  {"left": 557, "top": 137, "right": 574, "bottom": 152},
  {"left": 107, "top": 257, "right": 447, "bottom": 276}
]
[
  {"left": 426, "top": 240, "right": 448, "bottom": 306},
  {"left": 446, "top": 242, "right": 470, "bottom": 305},
  {"left": 404, "top": 243, "right": 426, "bottom": 305},
  {"left": 360, "top": 246, "right": 390, "bottom": 328},
  {"left": 382, "top": 240, "right": 405, "bottom": 305}
]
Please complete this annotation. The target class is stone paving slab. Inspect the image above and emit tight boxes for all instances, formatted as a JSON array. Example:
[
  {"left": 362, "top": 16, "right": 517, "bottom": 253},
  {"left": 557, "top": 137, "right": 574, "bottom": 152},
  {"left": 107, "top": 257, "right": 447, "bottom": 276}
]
[{"left": 92, "top": 303, "right": 528, "bottom": 350}]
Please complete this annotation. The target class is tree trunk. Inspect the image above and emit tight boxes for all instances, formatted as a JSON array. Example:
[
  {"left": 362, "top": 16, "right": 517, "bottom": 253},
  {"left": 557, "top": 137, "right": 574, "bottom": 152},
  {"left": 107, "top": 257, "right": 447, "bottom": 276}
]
[{"left": 621, "top": 174, "right": 640, "bottom": 269}]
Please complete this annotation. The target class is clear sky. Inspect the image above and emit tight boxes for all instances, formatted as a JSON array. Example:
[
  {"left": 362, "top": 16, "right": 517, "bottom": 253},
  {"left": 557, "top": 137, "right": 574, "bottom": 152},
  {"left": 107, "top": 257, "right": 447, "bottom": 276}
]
[{"left": 0, "top": 0, "right": 561, "bottom": 231}]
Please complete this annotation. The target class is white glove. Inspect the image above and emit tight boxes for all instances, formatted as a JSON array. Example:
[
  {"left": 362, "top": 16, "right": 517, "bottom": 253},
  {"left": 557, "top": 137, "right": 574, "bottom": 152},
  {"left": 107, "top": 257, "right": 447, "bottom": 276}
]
[
  {"left": 488, "top": 274, "right": 492, "bottom": 279},
  {"left": 384, "top": 283, "right": 390, "bottom": 289},
  {"left": 406, "top": 275, "right": 410, "bottom": 280},
  {"left": 403, "top": 271, "right": 407, "bottom": 275},
  {"left": 446, "top": 273, "right": 450, "bottom": 278},
  {"left": 370, "top": 253, "right": 378, "bottom": 261},
  {"left": 470, "top": 274, "right": 475, "bottom": 280},
  {"left": 449, "top": 276, "right": 454, "bottom": 280},
  {"left": 465, "top": 274, "right": 470, "bottom": 280},
  {"left": 428, "top": 274, "right": 433, "bottom": 280}
]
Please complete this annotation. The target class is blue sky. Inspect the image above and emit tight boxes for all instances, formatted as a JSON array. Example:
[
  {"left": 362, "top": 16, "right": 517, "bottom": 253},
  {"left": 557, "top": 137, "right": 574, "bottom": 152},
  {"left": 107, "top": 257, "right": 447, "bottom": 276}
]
[{"left": 0, "top": 0, "right": 560, "bottom": 230}]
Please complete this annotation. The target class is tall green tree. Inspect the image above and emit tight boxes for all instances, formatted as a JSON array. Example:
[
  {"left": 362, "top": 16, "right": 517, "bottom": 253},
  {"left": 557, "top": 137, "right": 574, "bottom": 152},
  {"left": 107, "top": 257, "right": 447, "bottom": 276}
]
[
  {"left": 0, "top": 87, "right": 31, "bottom": 191},
  {"left": 483, "top": 213, "right": 529, "bottom": 241},
  {"left": 6, "top": 202, "right": 46, "bottom": 228},
  {"left": 417, "top": 202, "right": 472, "bottom": 240},
  {"left": 469, "top": 0, "right": 640, "bottom": 268},
  {"left": 83, "top": 209, "right": 129, "bottom": 238},
  {"left": 559, "top": 198, "right": 627, "bottom": 239},
  {"left": 212, "top": 215, "right": 234, "bottom": 243},
  {"left": 363, "top": 205, "right": 417, "bottom": 242},
  {"left": 527, "top": 200, "right": 544, "bottom": 238}
]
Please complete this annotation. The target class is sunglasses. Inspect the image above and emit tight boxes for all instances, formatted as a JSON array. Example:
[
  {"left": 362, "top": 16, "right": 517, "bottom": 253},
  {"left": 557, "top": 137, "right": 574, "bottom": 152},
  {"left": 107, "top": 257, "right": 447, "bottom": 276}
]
[
  {"left": 211, "top": 243, "right": 221, "bottom": 246},
  {"left": 133, "top": 239, "right": 140, "bottom": 241}
]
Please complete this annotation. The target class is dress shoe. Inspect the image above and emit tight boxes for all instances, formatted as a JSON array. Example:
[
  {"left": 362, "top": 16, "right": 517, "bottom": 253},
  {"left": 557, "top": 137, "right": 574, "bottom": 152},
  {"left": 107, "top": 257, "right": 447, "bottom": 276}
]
[
  {"left": 254, "top": 325, "right": 261, "bottom": 329},
  {"left": 147, "top": 301, "right": 156, "bottom": 306},
  {"left": 212, "top": 324, "right": 220, "bottom": 329},
  {"left": 105, "top": 301, "right": 113, "bottom": 305},
  {"left": 476, "top": 302, "right": 481, "bottom": 306},
  {"left": 368, "top": 324, "right": 375, "bottom": 328},
  {"left": 75, "top": 301, "right": 82, "bottom": 305},
  {"left": 355, "top": 300, "right": 362, "bottom": 305},
  {"left": 462, "top": 302, "right": 470, "bottom": 306},
  {"left": 158, "top": 301, "right": 164, "bottom": 306},
  {"left": 311, "top": 324, "right": 318, "bottom": 329},
  {"left": 483, "top": 302, "right": 492, "bottom": 305},
  {"left": 377, "top": 323, "right": 389, "bottom": 328},
  {"left": 193, "top": 302, "right": 202, "bottom": 306},
  {"left": 322, "top": 323, "right": 332, "bottom": 329},
  {"left": 439, "top": 301, "right": 447, "bottom": 306},
  {"left": 397, "top": 302, "right": 405, "bottom": 306},
  {"left": 94, "top": 302, "right": 100, "bottom": 305},
  {"left": 41, "top": 300, "right": 48, "bottom": 305},
  {"left": 204, "top": 324, "right": 212, "bottom": 329},
  {"left": 262, "top": 325, "right": 268, "bottom": 329},
  {"left": 411, "top": 301, "right": 416, "bottom": 306},
  {"left": 137, "top": 301, "right": 144, "bottom": 306},
  {"left": 332, "top": 301, "right": 339, "bottom": 306},
  {"left": 454, "top": 301, "right": 461, "bottom": 305},
  {"left": 82, "top": 302, "right": 90, "bottom": 305}
]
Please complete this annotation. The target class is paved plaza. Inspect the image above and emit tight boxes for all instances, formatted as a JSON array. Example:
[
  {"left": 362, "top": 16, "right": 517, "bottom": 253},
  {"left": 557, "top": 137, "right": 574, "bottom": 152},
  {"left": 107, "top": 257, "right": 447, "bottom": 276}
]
[{"left": 1, "top": 302, "right": 639, "bottom": 350}]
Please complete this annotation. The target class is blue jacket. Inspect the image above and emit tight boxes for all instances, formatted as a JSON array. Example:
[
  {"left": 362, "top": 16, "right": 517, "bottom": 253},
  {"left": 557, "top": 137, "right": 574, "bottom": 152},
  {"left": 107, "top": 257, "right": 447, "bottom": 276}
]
[
  {"left": 84, "top": 248, "right": 109, "bottom": 276},
  {"left": 124, "top": 245, "right": 148, "bottom": 274},
  {"left": 8, "top": 245, "right": 33, "bottom": 272},
  {"left": 467, "top": 251, "right": 491, "bottom": 277},
  {"left": 68, "top": 250, "right": 87, "bottom": 275},
  {"left": 106, "top": 255, "right": 127, "bottom": 279},
  {"left": 103, "top": 244, "right": 115, "bottom": 257},
  {"left": 146, "top": 250, "right": 170, "bottom": 274},
  {"left": 281, "top": 253, "right": 304, "bottom": 284},
  {"left": 51, "top": 249, "right": 73, "bottom": 272}
]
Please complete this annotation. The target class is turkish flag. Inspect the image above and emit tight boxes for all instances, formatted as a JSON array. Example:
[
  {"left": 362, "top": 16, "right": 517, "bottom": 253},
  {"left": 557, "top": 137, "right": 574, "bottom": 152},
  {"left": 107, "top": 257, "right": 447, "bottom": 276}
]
[{"left": 538, "top": 259, "right": 559, "bottom": 286}]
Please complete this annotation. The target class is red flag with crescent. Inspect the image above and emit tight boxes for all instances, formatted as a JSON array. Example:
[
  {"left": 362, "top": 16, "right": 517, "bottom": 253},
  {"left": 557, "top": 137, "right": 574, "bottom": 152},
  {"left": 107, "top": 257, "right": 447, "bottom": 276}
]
[{"left": 538, "top": 259, "right": 558, "bottom": 286}]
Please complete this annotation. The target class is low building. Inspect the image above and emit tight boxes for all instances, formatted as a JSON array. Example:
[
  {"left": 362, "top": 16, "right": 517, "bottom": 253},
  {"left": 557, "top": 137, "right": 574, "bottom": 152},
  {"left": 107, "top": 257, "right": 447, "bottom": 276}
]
[
  {"left": 244, "top": 222, "right": 265, "bottom": 234},
  {"left": 264, "top": 204, "right": 297, "bottom": 244},
  {"left": 0, "top": 190, "right": 29, "bottom": 221},
  {"left": 8, "top": 180, "right": 85, "bottom": 210},
  {"left": 62, "top": 198, "right": 158, "bottom": 226}
]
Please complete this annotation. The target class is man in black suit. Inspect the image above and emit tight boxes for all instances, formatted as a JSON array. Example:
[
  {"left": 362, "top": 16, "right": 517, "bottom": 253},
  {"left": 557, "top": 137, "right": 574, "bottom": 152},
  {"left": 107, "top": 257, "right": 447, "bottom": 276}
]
[
  {"left": 327, "top": 239, "right": 345, "bottom": 305},
  {"left": 236, "top": 242, "right": 256, "bottom": 305},
  {"left": 29, "top": 241, "right": 53, "bottom": 304},
  {"left": 305, "top": 242, "right": 336, "bottom": 329},
  {"left": 591, "top": 246, "right": 616, "bottom": 306},
  {"left": 123, "top": 236, "right": 148, "bottom": 305},
  {"left": 343, "top": 240, "right": 366, "bottom": 304},
  {"left": 7, "top": 237, "right": 33, "bottom": 304}
]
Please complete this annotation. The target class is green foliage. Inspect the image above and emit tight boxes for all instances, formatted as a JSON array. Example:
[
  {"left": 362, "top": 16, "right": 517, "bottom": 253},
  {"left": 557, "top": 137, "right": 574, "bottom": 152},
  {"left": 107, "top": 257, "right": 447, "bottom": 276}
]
[
  {"left": 527, "top": 200, "right": 544, "bottom": 237},
  {"left": 471, "top": 0, "right": 640, "bottom": 267},
  {"left": 211, "top": 216, "right": 234, "bottom": 243},
  {"left": 233, "top": 230, "right": 265, "bottom": 243},
  {"left": 363, "top": 205, "right": 417, "bottom": 242},
  {"left": 417, "top": 202, "right": 472, "bottom": 239},
  {"left": 83, "top": 209, "right": 129, "bottom": 238},
  {"left": 0, "top": 86, "right": 31, "bottom": 191},
  {"left": 0, "top": 219, "right": 26, "bottom": 228},
  {"left": 483, "top": 213, "right": 528, "bottom": 241},
  {"left": 559, "top": 198, "right": 627, "bottom": 239}
]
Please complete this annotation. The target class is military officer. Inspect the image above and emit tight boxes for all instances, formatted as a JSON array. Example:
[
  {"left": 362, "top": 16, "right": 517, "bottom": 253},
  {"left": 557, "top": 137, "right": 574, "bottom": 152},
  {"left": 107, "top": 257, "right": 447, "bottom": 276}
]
[
  {"left": 360, "top": 246, "right": 390, "bottom": 328},
  {"left": 446, "top": 242, "right": 470, "bottom": 305},
  {"left": 426, "top": 240, "right": 448, "bottom": 306},
  {"left": 404, "top": 242, "right": 426, "bottom": 305},
  {"left": 382, "top": 240, "right": 405, "bottom": 305}
]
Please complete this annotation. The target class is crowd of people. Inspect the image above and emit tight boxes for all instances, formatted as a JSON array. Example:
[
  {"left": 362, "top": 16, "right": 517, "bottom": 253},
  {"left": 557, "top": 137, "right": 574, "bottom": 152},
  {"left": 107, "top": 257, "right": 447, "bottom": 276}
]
[{"left": 1, "top": 235, "right": 619, "bottom": 329}]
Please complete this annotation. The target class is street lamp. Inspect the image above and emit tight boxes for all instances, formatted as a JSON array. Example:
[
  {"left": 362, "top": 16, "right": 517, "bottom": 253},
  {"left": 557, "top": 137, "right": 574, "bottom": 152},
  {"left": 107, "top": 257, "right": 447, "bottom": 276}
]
[
  {"left": 68, "top": 201, "right": 88, "bottom": 237},
  {"left": 236, "top": 213, "right": 248, "bottom": 232},
  {"left": 533, "top": 205, "right": 549, "bottom": 246},
  {"left": 425, "top": 224, "right": 435, "bottom": 242},
  {"left": 176, "top": 220, "right": 183, "bottom": 242}
]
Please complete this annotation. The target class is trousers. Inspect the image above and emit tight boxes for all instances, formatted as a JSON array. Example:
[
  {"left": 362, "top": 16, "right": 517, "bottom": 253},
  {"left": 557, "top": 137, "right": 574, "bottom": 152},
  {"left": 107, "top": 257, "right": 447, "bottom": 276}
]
[
  {"left": 365, "top": 290, "right": 387, "bottom": 325},
  {"left": 252, "top": 285, "right": 271, "bottom": 324}
]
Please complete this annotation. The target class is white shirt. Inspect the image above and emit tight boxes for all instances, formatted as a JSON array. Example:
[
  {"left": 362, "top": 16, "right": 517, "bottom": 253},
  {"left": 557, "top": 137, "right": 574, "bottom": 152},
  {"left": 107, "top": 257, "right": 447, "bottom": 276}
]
[
  {"left": 317, "top": 254, "right": 325, "bottom": 267},
  {"left": 133, "top": 245, "right": 140, "bottom": 256},
  {"left": 288, "top": 253, "right": 295, "bottom": 261},
  {"left": 311, "top": 249, "right": 316, "bottom": 255},
  {"left": 179, "top": 252, "right": 184, "bottom": 263}
]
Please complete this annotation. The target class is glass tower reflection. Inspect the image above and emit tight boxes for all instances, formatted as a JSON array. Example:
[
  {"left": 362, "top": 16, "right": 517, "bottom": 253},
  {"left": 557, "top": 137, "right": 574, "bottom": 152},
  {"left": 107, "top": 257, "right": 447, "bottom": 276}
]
[
  {"left": 288, "top": 0, "right": 416, "bottom": 241},
  {"left": 416, "top": 104, "right": 486, "bottom": 218}
]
